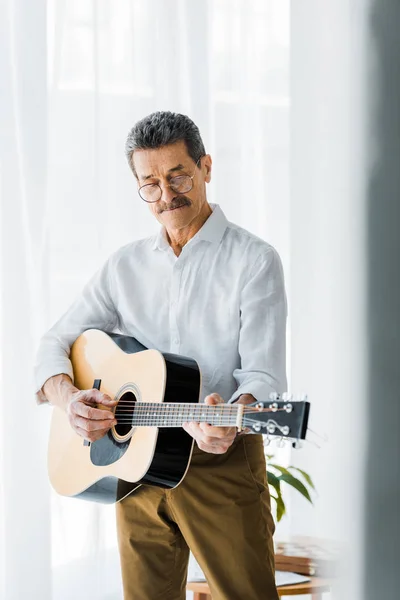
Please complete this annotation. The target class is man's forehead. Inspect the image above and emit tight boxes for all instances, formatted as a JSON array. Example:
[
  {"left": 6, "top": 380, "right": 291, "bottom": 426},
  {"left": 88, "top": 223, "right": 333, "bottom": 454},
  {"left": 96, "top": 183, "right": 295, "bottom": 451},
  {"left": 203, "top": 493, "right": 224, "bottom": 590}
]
[{"left": 134, "top": 142, "right": 191, "bottom": 180}]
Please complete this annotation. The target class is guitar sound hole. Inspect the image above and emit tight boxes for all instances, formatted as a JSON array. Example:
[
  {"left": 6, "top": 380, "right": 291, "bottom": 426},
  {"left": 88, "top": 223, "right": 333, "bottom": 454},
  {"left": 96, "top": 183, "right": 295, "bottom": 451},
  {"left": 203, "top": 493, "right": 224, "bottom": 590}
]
[{"left": 115, "top": 391, "right": 136, "bottom": 437}]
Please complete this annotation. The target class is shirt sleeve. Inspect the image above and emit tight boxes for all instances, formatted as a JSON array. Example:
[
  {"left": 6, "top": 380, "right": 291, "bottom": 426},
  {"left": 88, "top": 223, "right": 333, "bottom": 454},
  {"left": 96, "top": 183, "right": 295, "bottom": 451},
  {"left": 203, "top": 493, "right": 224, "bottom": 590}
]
[
  {"left": 34, "top": 255, "right": 119, "bottom": 405},
  {"left": 228, "top": 247, "right": 288, "bottom": 404}
]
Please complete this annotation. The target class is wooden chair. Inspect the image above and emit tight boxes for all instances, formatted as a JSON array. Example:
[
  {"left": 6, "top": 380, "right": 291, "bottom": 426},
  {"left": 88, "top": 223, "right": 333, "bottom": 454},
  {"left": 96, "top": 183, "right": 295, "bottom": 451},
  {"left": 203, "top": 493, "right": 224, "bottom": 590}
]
[{"left": 186, "top": 576, "right": 334, "bottom": 599}]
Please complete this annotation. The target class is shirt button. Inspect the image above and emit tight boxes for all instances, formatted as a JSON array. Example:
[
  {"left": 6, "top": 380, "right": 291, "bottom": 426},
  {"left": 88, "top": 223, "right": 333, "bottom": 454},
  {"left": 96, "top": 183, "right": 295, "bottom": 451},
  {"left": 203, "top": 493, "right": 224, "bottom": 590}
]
[{"left": 174, "top": 338, "right": 179, "bottom": 345}]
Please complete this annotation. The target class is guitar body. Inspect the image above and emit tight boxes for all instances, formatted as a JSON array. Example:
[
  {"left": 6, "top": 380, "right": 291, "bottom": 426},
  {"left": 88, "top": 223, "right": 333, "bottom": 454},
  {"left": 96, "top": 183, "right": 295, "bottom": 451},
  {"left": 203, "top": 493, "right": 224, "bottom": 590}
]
[{"left": 48, "top": 329, "right": 201, "bottom": 504}]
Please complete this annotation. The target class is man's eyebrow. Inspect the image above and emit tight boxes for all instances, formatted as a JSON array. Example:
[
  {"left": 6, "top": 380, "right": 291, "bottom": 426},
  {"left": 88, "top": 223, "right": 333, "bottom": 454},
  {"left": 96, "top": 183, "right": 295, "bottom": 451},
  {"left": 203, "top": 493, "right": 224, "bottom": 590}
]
[{"left": 141, "top": 163, "right": 187, "bottom": 182}]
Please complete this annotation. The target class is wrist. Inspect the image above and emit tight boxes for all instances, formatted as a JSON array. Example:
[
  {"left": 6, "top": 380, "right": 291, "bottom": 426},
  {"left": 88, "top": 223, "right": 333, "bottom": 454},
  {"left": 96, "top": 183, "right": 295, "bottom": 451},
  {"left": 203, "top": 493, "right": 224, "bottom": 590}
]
[
  {"left": 235, "top": 395, "right": 256, "bottom": 436},
  {"left": 235, "top": 393, "right": 256, "bottom": 406},
  {"left": 43, "top": 374, "right": 78, "bottom": 411}
]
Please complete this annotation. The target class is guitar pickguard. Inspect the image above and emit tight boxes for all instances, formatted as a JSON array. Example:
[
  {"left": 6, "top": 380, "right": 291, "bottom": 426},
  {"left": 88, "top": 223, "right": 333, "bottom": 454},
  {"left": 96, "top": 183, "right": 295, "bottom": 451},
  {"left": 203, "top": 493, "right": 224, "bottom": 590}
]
[{"left": 90, "top": 430, "right": 131, "bottom": 466}]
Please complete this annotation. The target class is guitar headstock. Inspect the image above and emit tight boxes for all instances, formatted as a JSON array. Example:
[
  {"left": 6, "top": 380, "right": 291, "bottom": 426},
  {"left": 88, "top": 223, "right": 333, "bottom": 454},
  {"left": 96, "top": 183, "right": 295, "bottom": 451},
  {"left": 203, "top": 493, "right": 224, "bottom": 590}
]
[{"left": 242, "top": 393, "right": 310, "bottom": 446}]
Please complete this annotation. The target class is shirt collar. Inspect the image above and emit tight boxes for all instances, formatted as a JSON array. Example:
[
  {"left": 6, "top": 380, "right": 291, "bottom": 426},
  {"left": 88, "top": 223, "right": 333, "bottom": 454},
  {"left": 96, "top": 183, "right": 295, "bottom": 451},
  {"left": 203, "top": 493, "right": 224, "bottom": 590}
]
[{"left": 151, "top": 203, "right": 228, "bottom": 252}]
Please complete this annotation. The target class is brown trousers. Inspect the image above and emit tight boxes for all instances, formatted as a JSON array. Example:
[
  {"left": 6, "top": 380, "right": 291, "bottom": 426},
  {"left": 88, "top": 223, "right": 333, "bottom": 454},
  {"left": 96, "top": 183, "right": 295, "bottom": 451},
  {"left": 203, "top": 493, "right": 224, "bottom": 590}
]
[{"left": 116, "top": 434, "right": 279, "bottom": 600}]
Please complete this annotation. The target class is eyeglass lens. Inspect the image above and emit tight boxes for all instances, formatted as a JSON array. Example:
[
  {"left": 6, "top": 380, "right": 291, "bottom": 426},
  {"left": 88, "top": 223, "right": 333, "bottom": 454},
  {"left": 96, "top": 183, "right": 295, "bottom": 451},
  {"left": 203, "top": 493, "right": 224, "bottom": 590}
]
[{"left": 140, "top": 175, "right": 193, "bottom": 203}]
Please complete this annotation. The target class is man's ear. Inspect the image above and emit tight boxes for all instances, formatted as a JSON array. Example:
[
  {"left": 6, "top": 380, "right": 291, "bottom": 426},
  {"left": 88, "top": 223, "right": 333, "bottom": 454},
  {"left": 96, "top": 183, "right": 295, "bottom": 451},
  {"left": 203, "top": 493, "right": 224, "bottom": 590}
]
[{"left": 203, "top": 154, "right": 212, "bottom": 183}]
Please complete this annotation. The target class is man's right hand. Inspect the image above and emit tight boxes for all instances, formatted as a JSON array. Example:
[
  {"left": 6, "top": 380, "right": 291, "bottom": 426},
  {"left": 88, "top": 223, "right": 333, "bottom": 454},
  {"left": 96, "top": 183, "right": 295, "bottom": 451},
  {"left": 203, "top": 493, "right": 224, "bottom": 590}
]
[
  {"left": 67, "top": 389, "right": 118, "bottom": 442},
  {"left": 42, "top": 374, "right": 118, "bottom": 442}
]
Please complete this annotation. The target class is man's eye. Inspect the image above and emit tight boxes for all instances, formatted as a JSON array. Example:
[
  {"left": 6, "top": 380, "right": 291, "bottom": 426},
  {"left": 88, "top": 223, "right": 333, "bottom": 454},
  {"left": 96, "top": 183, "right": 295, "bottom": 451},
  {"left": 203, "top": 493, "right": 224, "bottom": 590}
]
[
  {"left": 142, "top": 183, "right": 158, "bottom": 190},
  {"left": 170, "top": 176, "right": 188, "bottom": 186}
]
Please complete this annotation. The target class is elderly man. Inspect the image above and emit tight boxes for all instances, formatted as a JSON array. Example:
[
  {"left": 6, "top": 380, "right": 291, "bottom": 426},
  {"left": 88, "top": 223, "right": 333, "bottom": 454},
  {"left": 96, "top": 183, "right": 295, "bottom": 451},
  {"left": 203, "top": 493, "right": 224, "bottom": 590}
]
[{"left": 35, "top": 111, "right": 287, "bottom": 600}]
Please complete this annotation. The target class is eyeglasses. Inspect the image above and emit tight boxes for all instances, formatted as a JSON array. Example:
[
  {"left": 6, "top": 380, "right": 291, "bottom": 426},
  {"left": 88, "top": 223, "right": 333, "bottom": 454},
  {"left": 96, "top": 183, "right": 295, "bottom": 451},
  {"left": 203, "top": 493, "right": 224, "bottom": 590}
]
[{"left": 138, "top": 157, "right": 202, "bottom": 203}]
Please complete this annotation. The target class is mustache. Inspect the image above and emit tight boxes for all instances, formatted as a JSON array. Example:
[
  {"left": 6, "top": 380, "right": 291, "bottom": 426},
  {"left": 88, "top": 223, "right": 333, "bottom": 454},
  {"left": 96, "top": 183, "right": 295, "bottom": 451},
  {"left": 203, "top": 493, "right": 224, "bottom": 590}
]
[{"left": 158, "top": 196, "right": 191, "bottom": 214}]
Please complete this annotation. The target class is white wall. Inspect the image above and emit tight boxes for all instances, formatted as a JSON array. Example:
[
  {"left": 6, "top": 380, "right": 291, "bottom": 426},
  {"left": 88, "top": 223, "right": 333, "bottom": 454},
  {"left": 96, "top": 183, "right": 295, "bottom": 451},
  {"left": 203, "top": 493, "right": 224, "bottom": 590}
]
[{"left": 289, "top": 2, "right": 367, "bottom": 598}]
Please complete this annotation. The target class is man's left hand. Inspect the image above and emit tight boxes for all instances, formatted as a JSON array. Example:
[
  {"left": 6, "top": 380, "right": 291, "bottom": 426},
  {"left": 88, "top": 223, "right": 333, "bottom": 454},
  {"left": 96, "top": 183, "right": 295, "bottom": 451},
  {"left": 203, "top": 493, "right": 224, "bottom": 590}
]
[{"left": 182, "top": 392, "right": 254, "bottom": 454}]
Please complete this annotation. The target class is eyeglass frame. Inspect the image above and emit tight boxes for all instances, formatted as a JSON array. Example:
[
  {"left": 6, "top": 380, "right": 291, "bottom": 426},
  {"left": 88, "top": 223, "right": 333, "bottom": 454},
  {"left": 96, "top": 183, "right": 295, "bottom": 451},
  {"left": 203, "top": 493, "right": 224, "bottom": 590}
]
[{"left": 137, "top": 156, "right": 203, "bottom": 203}]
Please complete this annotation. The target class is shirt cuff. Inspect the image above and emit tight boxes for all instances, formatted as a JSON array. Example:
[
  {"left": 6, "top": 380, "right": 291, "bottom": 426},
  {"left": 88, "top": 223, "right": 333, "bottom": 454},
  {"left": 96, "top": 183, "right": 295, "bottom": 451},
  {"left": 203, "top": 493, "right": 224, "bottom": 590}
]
[{"left": 227, "top": 379, "right": 278, "bottom": 404}]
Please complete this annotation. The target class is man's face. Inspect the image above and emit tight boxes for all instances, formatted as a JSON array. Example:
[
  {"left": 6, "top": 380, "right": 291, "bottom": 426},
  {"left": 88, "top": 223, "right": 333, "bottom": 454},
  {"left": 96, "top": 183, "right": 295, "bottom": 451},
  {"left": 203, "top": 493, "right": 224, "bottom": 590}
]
[{"left": 132, "top": 140, "right": 212, "bottom": 231}]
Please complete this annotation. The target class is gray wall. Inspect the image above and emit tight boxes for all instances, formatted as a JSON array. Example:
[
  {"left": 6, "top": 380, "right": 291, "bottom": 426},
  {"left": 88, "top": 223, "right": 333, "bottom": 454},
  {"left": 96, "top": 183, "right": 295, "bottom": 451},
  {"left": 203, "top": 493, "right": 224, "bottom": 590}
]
[{"left": 365, "top": 1, "right": 400, "bottom": 599}]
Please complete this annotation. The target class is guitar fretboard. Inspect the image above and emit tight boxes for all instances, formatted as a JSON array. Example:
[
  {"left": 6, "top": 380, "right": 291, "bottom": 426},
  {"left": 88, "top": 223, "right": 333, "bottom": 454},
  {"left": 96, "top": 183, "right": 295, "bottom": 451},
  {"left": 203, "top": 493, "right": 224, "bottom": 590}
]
[{"left": 116, "top": 402, "right": 241, "bottom": 428}]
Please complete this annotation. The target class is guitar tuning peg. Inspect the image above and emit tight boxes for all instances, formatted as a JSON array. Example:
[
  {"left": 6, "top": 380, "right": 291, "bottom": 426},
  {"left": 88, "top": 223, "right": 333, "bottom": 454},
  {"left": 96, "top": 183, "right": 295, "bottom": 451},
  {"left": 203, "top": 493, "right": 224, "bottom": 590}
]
[
  {"left": 269, "top": 392, "right": 279, "bottom": 401},
  {"left": 276, "top": 437, "right": 285, "bottom": 448},
  {"left": 282, "top": 392, "right": 293, "bottom": 401}
]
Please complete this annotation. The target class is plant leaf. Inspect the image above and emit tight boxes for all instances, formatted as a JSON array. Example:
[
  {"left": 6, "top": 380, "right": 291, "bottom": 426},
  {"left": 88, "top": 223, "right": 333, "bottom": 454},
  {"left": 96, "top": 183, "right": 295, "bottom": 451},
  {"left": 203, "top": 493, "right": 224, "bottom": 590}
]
[
  {"left": 278, "top": 472, "right": 313, "bottom": 504},
  {"left": 287, "top": 466, "right": 316, "bottom": 491},
  {"left": 270, "top": 493, "right": 286, "bottom": 522},
  {"left": 276, "top": 495, "right": 286, "bottom": 521},
  {"left": 269, "top": 477, "right": 286, "bottom": 522},
  {"left": 269, "top": 464, "right": 291, "bottom": 476},
  {"left": 270, "top": 464, "right": 315, "bottom": 496},
  {"left": 266, "top": 470, "right": 281, "bottom": 490}
]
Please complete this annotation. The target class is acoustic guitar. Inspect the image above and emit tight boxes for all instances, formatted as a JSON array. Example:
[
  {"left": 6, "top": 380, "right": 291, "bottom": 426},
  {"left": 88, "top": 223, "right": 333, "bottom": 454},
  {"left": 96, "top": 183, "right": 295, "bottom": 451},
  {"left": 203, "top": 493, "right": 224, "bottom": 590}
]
[{"left": 48, "top": 329, "right": 310, "bottom": 504}]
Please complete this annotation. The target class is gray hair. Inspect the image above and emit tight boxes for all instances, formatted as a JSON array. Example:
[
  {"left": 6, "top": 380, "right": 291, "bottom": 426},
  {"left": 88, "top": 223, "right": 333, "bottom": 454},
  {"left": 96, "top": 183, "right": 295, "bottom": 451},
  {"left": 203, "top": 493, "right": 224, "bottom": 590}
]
[{"left": 125, "top": 111, "right": 206, "bottom": 176}]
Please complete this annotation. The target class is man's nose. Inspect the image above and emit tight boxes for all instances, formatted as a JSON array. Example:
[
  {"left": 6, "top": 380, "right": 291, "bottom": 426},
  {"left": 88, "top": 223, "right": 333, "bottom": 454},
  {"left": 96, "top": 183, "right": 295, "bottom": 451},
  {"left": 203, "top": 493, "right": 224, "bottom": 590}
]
[{"left": 158, "top": 181, "right": 176, "bottom": 203}]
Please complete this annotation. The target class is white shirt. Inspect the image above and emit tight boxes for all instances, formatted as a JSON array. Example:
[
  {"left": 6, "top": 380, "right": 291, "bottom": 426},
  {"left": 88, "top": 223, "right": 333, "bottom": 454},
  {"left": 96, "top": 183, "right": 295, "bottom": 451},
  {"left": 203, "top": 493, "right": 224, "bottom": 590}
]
[{"left": 35, "top": 204, "right": 287, "bottom": 405}]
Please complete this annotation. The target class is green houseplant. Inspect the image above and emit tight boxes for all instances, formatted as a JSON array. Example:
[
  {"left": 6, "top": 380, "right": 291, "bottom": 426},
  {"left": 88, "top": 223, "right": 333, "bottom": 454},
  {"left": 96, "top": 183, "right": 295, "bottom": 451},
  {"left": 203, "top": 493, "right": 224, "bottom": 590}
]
[{"left": 266, "top": 455, "right": 316, "bottom": 521}]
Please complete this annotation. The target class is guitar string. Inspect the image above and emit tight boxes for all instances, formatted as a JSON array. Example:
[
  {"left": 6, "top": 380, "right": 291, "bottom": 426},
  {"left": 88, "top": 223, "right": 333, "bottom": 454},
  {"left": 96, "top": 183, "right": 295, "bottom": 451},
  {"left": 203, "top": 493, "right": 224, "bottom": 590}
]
[
  {"left": 115, "top": 408, "right": 286, "bottom": 417},
  {"left": 112, "top": 400, "right": 286, "bottom": 407},
  {"left": 109, "top": 422, "right": 245, "bottom": 427},
  {"left": 112, "top": 419, "right": 239, "bottom": 422},
  {"left": 113, "top": 400, "right": 287, "bottom": 407},
  {"left": 110, "top": 420, "right": 256, "bottom": 427},
  {"left": 111, "top": 407, "right": 284, "bottom": 414},
  {"left": 112, "top": 410, "right": 286, "bottom": 417},
  {"left": 111, "top": 419, "right": 268, "bottom": 423},
  {"left": 109, "top": 409, "right": 287, "bottom": 422},
  {"left": 91, "top": 401, "right": 288, "bottom": 425},
  {"left": 111, "top": 402, "right": 286, "bottom": 413},
  {"left": 111, "top": 407, "right": 286, "bottom": 413},
  {"left": 111, "top": 421, "right": 255, "bottom": 426},
  {"left": 113, "top": 418, "right": 238, "bottom": 422},
  {"left": 111, "top": 413, "right": 284, "bottom": 422}
]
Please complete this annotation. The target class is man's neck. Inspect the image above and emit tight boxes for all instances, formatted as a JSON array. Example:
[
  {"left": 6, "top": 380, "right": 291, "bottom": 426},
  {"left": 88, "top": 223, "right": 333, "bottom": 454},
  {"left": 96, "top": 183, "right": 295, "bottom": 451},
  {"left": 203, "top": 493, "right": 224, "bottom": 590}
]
[{"left": 166, "top": 203, "right": 212, "bottom": 257}]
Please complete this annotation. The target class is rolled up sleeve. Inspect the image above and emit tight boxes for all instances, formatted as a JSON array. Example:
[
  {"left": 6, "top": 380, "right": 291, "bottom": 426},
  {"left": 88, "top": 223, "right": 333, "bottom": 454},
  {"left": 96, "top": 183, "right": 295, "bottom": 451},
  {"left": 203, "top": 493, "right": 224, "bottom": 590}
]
[
  {"left": 34, "top": 256, "right": 118, "bottom": 404},
  {"left": 228, "top": 248, "right": 288, "bottom": 404}
]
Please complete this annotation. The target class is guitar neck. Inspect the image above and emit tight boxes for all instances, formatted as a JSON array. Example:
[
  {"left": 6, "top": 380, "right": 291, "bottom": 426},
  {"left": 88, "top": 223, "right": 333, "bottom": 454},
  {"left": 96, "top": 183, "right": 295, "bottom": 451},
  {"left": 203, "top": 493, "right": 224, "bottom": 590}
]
[{"left": 121, "top": 403, "right": 242, "bottom": 428}]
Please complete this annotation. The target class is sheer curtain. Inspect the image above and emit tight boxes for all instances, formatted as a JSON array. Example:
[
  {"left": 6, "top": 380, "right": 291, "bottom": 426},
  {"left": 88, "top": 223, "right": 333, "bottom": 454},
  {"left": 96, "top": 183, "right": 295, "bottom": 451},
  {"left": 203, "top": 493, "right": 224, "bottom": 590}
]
[
  {"left": 0, "top": 1, "right": 289, "bottom": 598},
  {"left": 0, "top": 1, "right": 51, "bottom": 599}
]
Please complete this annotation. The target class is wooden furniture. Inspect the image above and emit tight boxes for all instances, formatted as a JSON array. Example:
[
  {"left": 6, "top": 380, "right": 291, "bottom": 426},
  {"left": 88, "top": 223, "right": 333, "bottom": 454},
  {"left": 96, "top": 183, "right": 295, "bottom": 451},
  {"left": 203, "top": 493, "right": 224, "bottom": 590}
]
[{"left": 186, "top": 576, "right": 334, "bottom": 599}]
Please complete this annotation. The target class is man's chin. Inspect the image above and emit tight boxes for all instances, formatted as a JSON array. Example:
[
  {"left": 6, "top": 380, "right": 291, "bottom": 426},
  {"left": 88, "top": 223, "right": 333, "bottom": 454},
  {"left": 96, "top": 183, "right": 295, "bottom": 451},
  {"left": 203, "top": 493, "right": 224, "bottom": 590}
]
[{"left": 160, "top": 206, "right": 191, "bottom": 224}]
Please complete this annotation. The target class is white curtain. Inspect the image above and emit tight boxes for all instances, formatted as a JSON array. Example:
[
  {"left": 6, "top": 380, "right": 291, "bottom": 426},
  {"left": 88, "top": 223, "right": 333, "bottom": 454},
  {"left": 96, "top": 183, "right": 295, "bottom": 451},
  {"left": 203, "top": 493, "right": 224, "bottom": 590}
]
[
  {"left": 0, "top": 0, "right": 51, "bottom": 599},
  {"left": 0, "top": 1, "right": 289, "bottom": 598}
]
